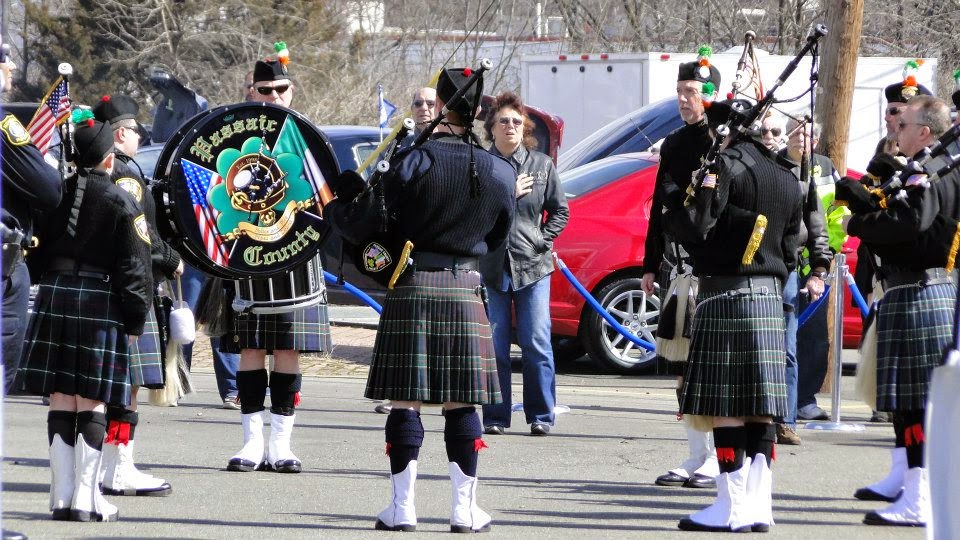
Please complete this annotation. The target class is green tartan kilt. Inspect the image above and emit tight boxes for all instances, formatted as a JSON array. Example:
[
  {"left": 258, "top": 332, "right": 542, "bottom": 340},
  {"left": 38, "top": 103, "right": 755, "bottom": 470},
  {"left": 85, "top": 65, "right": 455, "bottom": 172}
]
[
  {"left": 875, "top": 281, "right": 955, "bottom": 412},
  {"left": 681, "top": 288, "right": 788, "bottom": 418},
  {"left": 128, "top": 306, "right": 165, "bottom": 389},
  {"left": 21, "top": 273, "right": 131, "bottom": 406},
  {"left": 364, "top": 269, "right": 501, "bottom": 405}
]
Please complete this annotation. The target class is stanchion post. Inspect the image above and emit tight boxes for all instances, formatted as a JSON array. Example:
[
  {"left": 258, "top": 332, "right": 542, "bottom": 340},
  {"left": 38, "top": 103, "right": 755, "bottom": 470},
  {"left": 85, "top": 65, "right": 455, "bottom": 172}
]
[{"left": 805, "top": 252, "right": 864, "bottom": 432}]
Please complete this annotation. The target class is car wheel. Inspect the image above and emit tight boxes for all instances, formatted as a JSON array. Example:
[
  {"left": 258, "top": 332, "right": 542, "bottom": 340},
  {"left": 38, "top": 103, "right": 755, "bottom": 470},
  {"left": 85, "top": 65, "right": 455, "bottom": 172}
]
[{"left": 580, "top": 277, "right": 659, "bottom": 374}]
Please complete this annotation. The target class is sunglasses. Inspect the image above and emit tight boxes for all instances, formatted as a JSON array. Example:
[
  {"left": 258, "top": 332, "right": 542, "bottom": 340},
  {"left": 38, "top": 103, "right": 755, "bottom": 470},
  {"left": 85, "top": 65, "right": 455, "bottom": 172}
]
[
  {"left": 898, "top": 121, "right": 928, "bottom": 130},
  {"left": 886, "top": 106, "right": 902, "bottom": 116},
  {"left": 761, "top": 127, "right": 782, "bottom": 137},
  {"left": 255, "top": 84, "right": 290, "bottom": 96},
  {"left": 412, "top": 99, "right": 435, "bottom": 108},
  {"left": 498, "top": 117, "right": 523, "bottom": 127}
]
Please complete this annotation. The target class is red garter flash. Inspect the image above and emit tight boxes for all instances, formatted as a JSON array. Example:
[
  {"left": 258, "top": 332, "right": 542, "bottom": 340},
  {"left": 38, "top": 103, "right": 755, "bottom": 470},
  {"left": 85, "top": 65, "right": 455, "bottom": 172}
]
[
  {"left": 474, "top": 439, "right": 489, "bottom": 452},
  {"left": 905, "top": 423, "right": 925, "bottom": 446},
  {"left": 716, "top": 447, "right": 736, "bottom": 464},
  {"left": 105, "top": 421, "right": 131, "bottom": 445}
]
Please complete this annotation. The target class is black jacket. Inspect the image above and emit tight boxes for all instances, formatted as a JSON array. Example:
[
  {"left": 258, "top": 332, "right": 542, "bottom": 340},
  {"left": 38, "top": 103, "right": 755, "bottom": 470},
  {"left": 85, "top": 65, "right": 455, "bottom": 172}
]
[
  {"left": 480, "top": 145, "right": 569, "bottom": 291},
  {"left": 32, "top": 170, "right": 153, "bottom": 334},
  {"left": 777, "top": 149, "right": 833, "bottom": 272},
  {"left": 0, "top": 112, "right": 62, "bottom": 243},
  {"left": 112, "top": 153, "right": 181, "bottom": 282},
  {"left": 642, "top": 119, "right": 713, "bottom": 275}
]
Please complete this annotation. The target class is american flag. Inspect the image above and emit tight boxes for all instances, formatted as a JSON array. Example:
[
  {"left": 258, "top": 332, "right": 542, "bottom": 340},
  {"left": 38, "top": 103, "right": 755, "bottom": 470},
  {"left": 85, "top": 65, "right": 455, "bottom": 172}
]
[
  {"left": 26, "top": 77, "right": 70, "bottom": 155},
  {"left": 182, "top": 159, "right": 229, "bottom": 267}
]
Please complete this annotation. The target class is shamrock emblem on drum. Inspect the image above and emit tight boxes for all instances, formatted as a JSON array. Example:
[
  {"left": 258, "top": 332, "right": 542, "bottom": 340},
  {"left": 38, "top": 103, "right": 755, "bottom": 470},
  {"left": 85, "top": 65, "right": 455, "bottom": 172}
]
[{"left": 209, "top": 136, "right": 314, "bottom": 241}]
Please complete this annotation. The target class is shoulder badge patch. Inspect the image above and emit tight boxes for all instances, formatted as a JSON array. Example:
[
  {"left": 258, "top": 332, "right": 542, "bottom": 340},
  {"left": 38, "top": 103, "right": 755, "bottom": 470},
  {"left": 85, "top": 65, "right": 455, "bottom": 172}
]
[
  {"left": 362, "top": 242, "right": 391, "bottom": 272},
  {"left": 115, "top": 177, "right": 143, "bottom": 203},
  {"left": 1, "top": 114, "right": 31, "bottom": 146},
  {"left": 134, "top": 214, "right": 152, "bottom": 245}
]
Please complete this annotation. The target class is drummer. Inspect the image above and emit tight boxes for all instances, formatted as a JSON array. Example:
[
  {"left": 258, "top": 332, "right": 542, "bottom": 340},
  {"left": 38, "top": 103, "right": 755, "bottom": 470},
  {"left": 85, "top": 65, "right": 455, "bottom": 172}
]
[{"left": 224, "top": 42, "right": 333, "bottom": 474}]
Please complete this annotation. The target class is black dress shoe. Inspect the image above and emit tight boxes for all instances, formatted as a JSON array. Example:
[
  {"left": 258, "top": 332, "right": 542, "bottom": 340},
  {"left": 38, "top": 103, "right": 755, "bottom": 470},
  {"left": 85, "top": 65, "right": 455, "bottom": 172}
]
[
  {"left": 655, "top": 471, "right": 688, "bottom": 487},
  {"left": 530, "top": 423, "right": 550, "bottom": 436},
  {"left": 863, "top": 510, "right": 924, "bottom": 527},
  {"left": 227, "top": 458, "right": 259, "bottom": 472},
  {"left": 854, "top": 486, "right": 902, "bottom": 502},
  {"left": 678, "top": 517, "right": 751, "bottom": 532},
  {"left": 484, "top": 425, "right": 504, "bottom": 435},
  {"left": 375, "top": 519, "right": 416, "bottom": 532},
  {"left": 682, "top": 473, "right": 716, "bottom": 489},
  {"left": 2, "top": 529, "right": 28, "bottom": 540}
]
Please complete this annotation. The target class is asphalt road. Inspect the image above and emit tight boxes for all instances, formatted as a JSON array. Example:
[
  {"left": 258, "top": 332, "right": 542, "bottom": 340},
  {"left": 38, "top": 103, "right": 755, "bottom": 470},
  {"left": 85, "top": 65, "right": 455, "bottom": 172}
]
[{"left": 2, "top": 365, "right": 923, "bottom": 539}]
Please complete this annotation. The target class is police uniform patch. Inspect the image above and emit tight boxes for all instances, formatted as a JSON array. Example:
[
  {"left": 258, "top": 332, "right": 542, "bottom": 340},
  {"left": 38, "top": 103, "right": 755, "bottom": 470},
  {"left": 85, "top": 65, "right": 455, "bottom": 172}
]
[
  {"left": 134, "top": 214, "right": 152, "bottom": 244},
  {"left": 362, "top": 242, "right": 392, "bottom": 272},
  {"left": 115, "top": 177, "right": 143, "bottom": 203},
  {"left": 1, "top": 114, "right": 31, "bottom": 146}
]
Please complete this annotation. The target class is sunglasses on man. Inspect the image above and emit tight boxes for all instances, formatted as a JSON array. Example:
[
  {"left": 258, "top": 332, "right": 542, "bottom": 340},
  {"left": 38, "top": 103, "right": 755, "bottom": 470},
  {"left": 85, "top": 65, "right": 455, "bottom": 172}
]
[
  {"left": 256, "top": 84, "right": 291, "bottom": 96},
  {"left": 497, "top": 117, "right": 523, "bottom": 127},
  {"left": 412, "top": 99, "right": 435, "bottom": 108},
  {"left": 886, "top": 106, "right": 902, "bottom": 116},
  {"left": 760, "top": 127, "right": 782, "bottom": 137}
]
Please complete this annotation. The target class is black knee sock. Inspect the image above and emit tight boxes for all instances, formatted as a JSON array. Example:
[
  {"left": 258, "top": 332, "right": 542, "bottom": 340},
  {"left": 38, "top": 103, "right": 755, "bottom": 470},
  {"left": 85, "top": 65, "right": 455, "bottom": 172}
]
[
  {"left": 444, "top": 406, "right": 484, "bottom": 477},
  {"left": 892, "top": 414, "right": 906, "bottom": 448},
  {"left": 713, "top": 426, "right": 747, "bottom": 474},
  {"left": 745, "top": 422, "right": 777, "bottom": 468},
  {"left": 47, "top": 411, "right": 77, "bottom": 447},
  {"left": 75, "top": 411, "right": 107, "bottom": 451},
  {"left": 384, "top": 409, "right": 424, "bottom": 475},
  {"left": 269, "top": 371, "right": 301, "bottom": 416},
  {"left": 104, "top": 406, "right": 138, "bottom": 445},
  {"left": 237, "top": 369, "right": 268, "bottom": 414},
  {"left": 897, "top": 410, "right": 925, "bottom": 468}
]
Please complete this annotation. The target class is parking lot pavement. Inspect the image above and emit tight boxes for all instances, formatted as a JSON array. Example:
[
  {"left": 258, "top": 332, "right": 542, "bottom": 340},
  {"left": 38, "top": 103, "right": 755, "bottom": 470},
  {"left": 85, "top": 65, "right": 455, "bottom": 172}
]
[{"left": 2, "top": 357, "right": 923, "bottom": 538}]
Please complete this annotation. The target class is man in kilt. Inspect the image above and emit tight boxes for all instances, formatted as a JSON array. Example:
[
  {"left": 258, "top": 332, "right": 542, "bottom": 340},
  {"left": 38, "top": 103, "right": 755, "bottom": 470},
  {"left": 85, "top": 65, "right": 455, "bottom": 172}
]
[
  {"left": 328, "top": 67, "right": 515, "bottom": 532},
  {"left": 93, "top": 93, "right": 179, "bottom": 497},
  {"left": 21, "top": 111, "right": 153, "bottom": 522},
  {"left": 844, "top": 95, "right": 958, "bottom": 527},
  {"left": 223, "top": 44, "right": 333, "bottom": 475},
  {"left": 641, "top": 57, "right": 722, "bottom": 491},
  {"left": 663, "top": 99, "right": 803, "bottom": 532}
]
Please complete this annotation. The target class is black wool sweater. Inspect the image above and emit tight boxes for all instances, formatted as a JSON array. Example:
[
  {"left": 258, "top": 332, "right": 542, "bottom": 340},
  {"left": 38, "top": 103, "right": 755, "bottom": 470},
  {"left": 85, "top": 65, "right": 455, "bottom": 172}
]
[{"left": 665, "top": 138, "right": 803, "bottom": 282}]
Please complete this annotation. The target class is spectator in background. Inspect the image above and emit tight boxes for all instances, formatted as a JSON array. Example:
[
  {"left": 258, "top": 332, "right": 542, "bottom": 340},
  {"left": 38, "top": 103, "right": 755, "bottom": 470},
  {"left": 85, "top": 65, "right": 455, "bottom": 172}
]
[
  {"left": 773, "top": 117, "right": 833, "bottom": 446},
  {"left": 242, "top": 71, "right": 256, "bottom": 102},
  {"left": 480, "top": 91, "right": 569, "bottom": 436},
  {"left": 760, "top": 112, "right": 784, "bottom": 151}
]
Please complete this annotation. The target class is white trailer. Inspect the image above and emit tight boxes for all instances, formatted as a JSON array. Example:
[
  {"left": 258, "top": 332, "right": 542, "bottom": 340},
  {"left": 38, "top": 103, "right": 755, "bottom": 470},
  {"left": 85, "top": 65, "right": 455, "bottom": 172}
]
[{"left": 520, "top": 50, "right": 937, "bottom": 172}]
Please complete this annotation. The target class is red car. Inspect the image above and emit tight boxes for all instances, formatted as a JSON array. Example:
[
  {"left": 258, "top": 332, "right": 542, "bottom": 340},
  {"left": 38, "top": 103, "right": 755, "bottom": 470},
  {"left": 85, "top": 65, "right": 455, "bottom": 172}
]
[{"left": 551, "top": 152, "right": 863, "bottom": 373}]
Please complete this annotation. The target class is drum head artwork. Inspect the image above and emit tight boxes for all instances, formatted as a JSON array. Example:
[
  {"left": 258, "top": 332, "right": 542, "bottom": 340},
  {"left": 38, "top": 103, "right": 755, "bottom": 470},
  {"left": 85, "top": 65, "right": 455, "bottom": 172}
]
[{"left": 156, "top": 102, "right": 340, "bottom": 279}]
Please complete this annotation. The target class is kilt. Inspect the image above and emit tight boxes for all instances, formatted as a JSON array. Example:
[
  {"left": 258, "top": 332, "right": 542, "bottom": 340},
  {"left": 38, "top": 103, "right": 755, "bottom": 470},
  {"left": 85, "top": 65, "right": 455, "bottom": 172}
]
[
  {"left": 21, "top": 273, "right": 131, "bottom": 406},
  {"left": 127, "top": 306, "right": 165, "bottom": 389},
  {"left": 874, "top": 281, "right": 955, "bottom": 412},
  {"left": 221, "top": 302, "right": 332, "bottom": 354},
  {"left": 364, "top": 269, "right": 500, "bottom": 405},
  {"left": 681, "top": 287, "right": 788, "bottom": 418}
]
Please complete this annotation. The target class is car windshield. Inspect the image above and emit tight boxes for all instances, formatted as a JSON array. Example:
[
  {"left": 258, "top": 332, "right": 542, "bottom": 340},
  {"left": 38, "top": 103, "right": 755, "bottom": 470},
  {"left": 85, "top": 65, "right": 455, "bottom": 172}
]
[
  {"left": 558, "top": 98, "right": 682, "bottom": 172},
  {"left": 561, "top": 155, "right": 657, "bottom": 199}
]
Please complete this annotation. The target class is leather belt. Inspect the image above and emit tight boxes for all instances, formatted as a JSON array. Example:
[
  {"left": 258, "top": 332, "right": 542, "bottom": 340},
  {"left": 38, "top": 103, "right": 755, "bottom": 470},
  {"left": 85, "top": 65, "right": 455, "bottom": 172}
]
[
  {"left": 414, "top": 251, "right": 479, "bottom": 272},
  {"left": 48, "top": 257, "right": 111, "bottom": 282},
  {"left": 883, "top": 267, "right": 953, "bottom": 288},
  {"left": 698, "top": 275, "right": 781, "bottom": 298}
]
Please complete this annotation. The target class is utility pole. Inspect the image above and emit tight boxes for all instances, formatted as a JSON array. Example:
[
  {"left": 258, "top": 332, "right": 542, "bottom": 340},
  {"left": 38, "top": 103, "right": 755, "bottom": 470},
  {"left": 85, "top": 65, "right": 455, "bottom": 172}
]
[{"left": 816, "top": 0, "right": 864, "bottom": 176}]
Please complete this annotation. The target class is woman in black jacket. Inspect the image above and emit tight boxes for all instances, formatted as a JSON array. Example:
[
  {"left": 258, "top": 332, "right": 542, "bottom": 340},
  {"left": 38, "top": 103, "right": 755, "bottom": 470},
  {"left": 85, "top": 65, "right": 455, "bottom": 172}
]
[{"left": 479, "top": 91, "right": 569, "bottom": 436}]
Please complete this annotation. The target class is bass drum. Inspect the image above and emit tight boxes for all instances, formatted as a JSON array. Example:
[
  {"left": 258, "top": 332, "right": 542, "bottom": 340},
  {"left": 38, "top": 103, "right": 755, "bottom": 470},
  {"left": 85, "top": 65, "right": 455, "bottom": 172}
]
[{"left": 153, "top": 102, "right": 341, "bottom": 279}]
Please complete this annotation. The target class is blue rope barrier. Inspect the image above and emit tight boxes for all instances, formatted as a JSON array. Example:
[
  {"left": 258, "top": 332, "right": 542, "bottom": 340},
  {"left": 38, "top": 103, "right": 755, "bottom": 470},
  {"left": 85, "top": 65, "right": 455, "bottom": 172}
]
[
  {"left": 797, "top": 284, "right": 830, "bottom": 328},
  {"left": 553, "top": 254, "right": 656, "bottom": 351},
  {"left": 843, "top": 269, "right": 870, "bottom": 318},
  {"left": 323, "top": 270, "right": 383, "bottom": 314}
]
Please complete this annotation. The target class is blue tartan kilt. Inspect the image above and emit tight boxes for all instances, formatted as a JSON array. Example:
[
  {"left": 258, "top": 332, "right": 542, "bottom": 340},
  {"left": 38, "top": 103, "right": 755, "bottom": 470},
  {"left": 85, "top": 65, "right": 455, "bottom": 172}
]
[
  {"left": 875, "top": 281, "right": 955, "bottom": 412},
  {"left": 364, "top": 269, "right": 501, "bottom": 405},
  {"left": 21, "top": 273, "right": 131, "bottom": 406},
  {"left": 681, "top": 288, "right": 788, "bottom": 418},
  {"left": 128, "top": 306, "right": 165, "bottom": 389},
  {"left": 221, "top": 301, "right": 332, "bottom": 354}
]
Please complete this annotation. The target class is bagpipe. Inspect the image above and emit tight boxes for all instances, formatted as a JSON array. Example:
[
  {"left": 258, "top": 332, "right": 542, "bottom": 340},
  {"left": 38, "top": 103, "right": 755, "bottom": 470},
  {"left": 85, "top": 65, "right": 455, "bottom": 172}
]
[
  {"left": 673, "top": 25, "right": 828, "bottom": 266},
  {"left": 327, "top": 58, "right": 493, "bottom": 289},
  {"left": 836, "top": 126, "right": 960, "bottom": 272}
]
